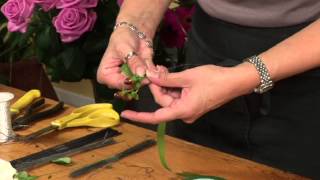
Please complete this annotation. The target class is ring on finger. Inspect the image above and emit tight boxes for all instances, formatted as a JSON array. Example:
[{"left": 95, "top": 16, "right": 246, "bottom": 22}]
[{"left": 123, "top": 51, "right": 137, "bottom": 63}]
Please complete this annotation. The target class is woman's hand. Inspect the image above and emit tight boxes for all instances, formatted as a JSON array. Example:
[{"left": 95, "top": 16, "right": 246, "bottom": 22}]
[
  {"left": 121, "top": 64, "right": 260, "bottom": 124},
  {"left": 97, "top": 27, "right": 154, "bottom": 89}
]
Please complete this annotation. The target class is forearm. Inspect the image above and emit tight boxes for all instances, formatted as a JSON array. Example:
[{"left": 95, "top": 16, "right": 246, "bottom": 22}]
[
  {"left": 116, "top": 0, "right": 171, "bottom": 38},
  {"left": 235, "top": 19, "right": 320, "bottom": 95},
  {"left": 261, "top": 19, "right": 320, "bottom": 81}
]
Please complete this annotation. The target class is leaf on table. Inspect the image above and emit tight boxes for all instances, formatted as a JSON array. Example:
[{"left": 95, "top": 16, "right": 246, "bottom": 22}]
[
  {"left": 51, "top": 157, "right": 72, "bottom": 165},
  {"left": 178, "top": 172, "right": 225, "bottom": 180},
  {"left": 13, "top": 171, "right": 38, "bottom": 180}
]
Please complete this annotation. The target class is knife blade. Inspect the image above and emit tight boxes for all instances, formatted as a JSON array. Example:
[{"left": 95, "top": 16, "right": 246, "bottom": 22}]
[
  {"left": 11, "top": 128, "right": 121, "bottom": 171},
  {"left": 70, "top": 139, "right": 156, "bottom": 177}
]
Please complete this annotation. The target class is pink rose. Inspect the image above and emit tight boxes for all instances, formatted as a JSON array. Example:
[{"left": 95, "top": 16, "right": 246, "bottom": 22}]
[
  {"left": 53, "top": 8, "right": 97, "bottom": 43},
  {"left": 1, "top": 0, "right": 35, "bottom": 33},
  {"left": 33, "top": 0, "right": 57, "bottom": 12},
  {"left": 56, "top": 0, "right": 98, "bottom": 9}
]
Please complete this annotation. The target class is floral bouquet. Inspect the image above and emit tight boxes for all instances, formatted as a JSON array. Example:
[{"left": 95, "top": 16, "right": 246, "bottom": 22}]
[{"left": 0, "top": 0, "right": 195, "bottom": 82}]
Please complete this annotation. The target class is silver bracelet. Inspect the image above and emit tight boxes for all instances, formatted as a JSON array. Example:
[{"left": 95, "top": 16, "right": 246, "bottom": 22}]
[
  {"left": 244, "top": 55, "right": 274, "bottom": 94},
  {"left": 114, "top": 21, "right": 153, "bottom": 48}
]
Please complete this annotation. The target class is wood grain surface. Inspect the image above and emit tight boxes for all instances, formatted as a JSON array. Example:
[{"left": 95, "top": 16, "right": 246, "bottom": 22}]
[{"left": 0, "top": 85, "right": 308, "bottom": 180}]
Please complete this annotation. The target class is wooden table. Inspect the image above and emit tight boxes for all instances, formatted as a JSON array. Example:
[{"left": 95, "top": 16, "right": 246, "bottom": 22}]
[{"left": 0, "top": 85, "right": 307, "bottom": 180}]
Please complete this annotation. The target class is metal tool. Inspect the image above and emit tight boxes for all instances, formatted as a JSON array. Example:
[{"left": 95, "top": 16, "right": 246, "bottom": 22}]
[
  {"left": 11, "top": 128, "right": 121, "bottom": 171},
  {"left": 12, "top": 99, "right": 65, "bottom": 130},
  {"left": 70, "top": 139, "right": 156, "bottom": 177},
  {"left": 18, "top": 103, "right": 120, "bottom": 141},
  {"left": 20, "top": 98, "right": 45, "bottom": 117},
  {"left": 10, "top": 89, "right": 41, "bottom": 116},
  {"left": 0, "top": 92, "right": 15, "bottom": 142}
]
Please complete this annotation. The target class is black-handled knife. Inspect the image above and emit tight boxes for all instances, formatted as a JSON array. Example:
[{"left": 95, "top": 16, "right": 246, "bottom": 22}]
[{"left": 70, "top": 139, "right": 156, "bottom": 177}]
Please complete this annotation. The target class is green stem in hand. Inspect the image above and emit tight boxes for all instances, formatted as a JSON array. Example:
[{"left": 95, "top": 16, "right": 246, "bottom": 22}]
[
  {"left": 117, "top": 64, "right": 225, "bottom": 180},
  {"left": 114, "top": 63, "right": 145, "bottom": 101}
]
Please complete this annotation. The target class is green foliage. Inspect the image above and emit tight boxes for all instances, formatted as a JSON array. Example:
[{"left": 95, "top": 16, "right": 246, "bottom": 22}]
[
  {"left": 115, "top": 63, "right": 145, "bottom": 101},
  {"left": 0, "top": 0, "right": 193, "bottom": 84},
  {"left": 0, "top": 0, "right": 120, "bottom": 82},
  {"left": 51, "top": 157, "right": 72, "bottom": 165},
  {"left": 178, "top": 172, "right": 225, "bottom": 180},
  {"left": 157, "top": 122, "right": 171, "bottom": 171},
  {"left": 13, "top": 171, "right": 38, "bottom": 180}
]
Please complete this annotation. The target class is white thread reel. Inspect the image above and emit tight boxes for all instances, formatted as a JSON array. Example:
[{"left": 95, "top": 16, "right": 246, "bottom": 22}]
[{"left": 0, "top": 92, "right": 15, "bottom": 143}]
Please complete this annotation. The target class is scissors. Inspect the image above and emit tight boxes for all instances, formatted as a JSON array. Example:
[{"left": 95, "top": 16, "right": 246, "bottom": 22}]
[
  {"left": 18, "top": 103, "right": 120, "bottom": 141},
  {"left": 12, "top": 98, "right": 65, "bottom": 130}
]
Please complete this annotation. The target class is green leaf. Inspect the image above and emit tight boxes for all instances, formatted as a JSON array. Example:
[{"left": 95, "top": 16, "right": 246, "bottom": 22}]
[
  {"left": 59, "top": 46, "right": 86, "bottom": 81},
  {"left": 178, "top": 172, "right": 225, "bottom": 180},
  {"left": 60, "top": 47, "right": 77, "bottom": 70},
  {"left": 82, "top": 33, "right": 107, "bottom": 54},
  {"left": 13, "top": 171, "right": 38, "bottom": 180},
  {"left": 121, "top": 63, "right": 133, "bottom": 77},
  {"left": 36, "top": 26, "right": 50, "bottom": 51},
  {"left": 156, "top": 123, "right": 226, "bottom": 180},
  {"left": 51, "top": 157, "right": 72, "bottom": 165},
  {"left": 130, "top": 91, "right": 139, "bottom": 100},
  {"left": 131, "top": 75, "right": 144, "bottom": 82},
  {"left": 157, "top": 122, "right": 171, "bottom": 171},
  {"left": 36, "top": 25, "right": 60, "bottom": 57}
]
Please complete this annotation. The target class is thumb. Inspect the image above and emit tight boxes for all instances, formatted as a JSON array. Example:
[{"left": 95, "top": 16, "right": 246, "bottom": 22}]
[{"left": 146, "top": 69, "right": 188, "bottom": 88}]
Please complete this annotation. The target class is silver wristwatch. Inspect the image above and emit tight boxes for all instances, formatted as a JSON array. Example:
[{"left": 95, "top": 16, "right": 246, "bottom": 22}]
[{"left": 245, "top": 55, "right": 274, "bottom": 94}]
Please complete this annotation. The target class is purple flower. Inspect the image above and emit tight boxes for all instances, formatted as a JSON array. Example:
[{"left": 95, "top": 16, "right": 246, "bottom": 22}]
[
  {"left": 1, "top": 0, "right": 35, "bottom": 33},
  {"left": 33, "top": 0, "right": 57, "bottom": 12},
  {"left": 56, "top": 0, "right": 98, "bottom": 9},
  {"left": 160, "top": 10, "right": 185, "bottom": 48},
  {"left": 117, "top": 0, "right": 123, "bottom": 6},
  {"left": 176, "top": 6, "right": 195, "bottom": 33},
  {"left": 53, "top": 7, "right": 97, "bottom": 43},
  {"left": 160, "top": 6, "right": 195, "bottom": 48}
]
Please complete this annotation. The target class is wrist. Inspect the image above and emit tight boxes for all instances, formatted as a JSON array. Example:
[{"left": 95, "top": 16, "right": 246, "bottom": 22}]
[
  {"left": 258, "top": 52, "right": 278, "bottom": 81},
  {"left": 116, "top": 0, "right": 171, "bottom": 38},
  {"left": 243, "top": 55, "right": 274, "bottom": 94},
  {"left": 116, "top": 15, "right": 156, "bottom": 38},
  {"left": 113, "top": 21, "right": 153, "bottom": 48},
  {"left": 230, "top": 62, "right": 261, "bottom": 96}
]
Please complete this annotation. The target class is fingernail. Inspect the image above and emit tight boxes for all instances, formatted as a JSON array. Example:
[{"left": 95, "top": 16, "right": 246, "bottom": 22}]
[
  {"left": 146, "top": 60, "right": 156, "bottom": 70},
  {"left": 136, "top": 66, "right": 145, "bottom": 77},
  {"left": 146, "top": 69, "right": 159, "bottom": 78},
  {"left": 156, "top": 65, "right": 162, "bottom": 72}
]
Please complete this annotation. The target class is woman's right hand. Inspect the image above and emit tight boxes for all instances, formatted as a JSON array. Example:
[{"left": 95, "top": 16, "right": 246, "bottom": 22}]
[{"left": 97, "top": 27, "right": 155, "bottom": 89}]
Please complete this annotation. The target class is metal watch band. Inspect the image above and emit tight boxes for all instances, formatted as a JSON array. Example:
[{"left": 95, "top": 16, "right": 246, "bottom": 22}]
[
  {"left": 245, "top": 55, "right": 274, "bottom": 94},
  {"left": 114, "top": 21, "right": 153, "bottom": 48}
]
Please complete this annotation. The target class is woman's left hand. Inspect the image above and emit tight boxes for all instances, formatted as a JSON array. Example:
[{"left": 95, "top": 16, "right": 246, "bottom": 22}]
[{"left": 121, "top": 64, "right": 259, "bottom": 124}]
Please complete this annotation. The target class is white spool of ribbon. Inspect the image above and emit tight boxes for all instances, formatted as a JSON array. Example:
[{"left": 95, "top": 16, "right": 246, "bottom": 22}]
[{"left": 0, "top": 92, "right": 15, "bottom": 142}]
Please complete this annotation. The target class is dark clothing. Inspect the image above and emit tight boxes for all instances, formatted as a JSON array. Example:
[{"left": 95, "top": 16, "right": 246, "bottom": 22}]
[
  {"left": 170, "top": 4, "right": 320, "bottom": 179},
  {"left": 198, "top": 0, "right": 320, "bottom": 27}
]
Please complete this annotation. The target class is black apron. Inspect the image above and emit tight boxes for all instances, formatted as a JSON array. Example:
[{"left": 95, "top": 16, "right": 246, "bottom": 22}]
[{"left": 169, "top": 4, "right": 320, "bottom": 179}]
